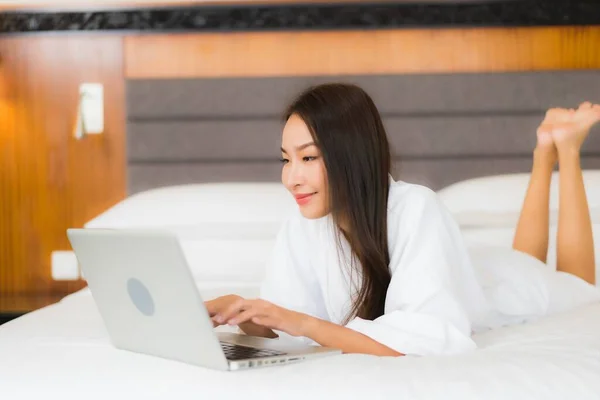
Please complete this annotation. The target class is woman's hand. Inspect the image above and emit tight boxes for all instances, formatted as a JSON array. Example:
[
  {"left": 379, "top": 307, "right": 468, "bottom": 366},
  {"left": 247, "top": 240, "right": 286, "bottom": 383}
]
[
  {"left": 206, "top": 296, "right": 401, "bottom": 356},
  {"left": 204, "top": 294, "right": 242, "bottom": 327},
  {"left": 213, "top": 298, "right": 314, "bottom": 338},
  {"left": 204, "top": 295, "right": 279, "bottom": 339}
]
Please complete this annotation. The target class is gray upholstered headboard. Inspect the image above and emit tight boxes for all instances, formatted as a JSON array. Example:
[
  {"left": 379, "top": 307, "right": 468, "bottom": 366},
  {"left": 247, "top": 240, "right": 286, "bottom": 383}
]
[{"left": 125, "top": 71, "right": 600, "bottom": 195}]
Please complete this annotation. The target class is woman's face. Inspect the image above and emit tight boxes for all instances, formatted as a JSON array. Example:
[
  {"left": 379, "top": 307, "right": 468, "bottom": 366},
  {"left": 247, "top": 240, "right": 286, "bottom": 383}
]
[{"left": 281, "top": 114, "right": 329, "bottom": 219}]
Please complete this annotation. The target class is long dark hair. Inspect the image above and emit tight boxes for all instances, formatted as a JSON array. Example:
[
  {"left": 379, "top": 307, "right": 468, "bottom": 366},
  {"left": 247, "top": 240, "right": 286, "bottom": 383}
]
[{"left": 284, "top": 83, "right": 392, "bottom": 323}]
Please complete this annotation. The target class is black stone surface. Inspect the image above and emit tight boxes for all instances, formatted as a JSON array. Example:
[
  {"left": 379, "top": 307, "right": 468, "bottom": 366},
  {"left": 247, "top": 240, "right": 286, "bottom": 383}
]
[{"left": 1, "top": 0, "right": 599, "bottom": 34}]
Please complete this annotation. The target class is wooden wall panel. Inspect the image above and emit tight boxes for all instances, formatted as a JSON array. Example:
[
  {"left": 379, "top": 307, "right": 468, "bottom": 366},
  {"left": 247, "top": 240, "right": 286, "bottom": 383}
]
[
  {"left": 0, "top": 36, "right": 126, "bottom": 296},
  {"left": 125, "top": 27, "right": 600, "bottom": 79}
]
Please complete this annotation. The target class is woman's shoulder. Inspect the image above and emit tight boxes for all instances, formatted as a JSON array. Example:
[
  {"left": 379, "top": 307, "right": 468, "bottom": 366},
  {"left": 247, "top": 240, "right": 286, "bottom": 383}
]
[
  {"left": 387, "top": 179, "right": 440, "bottom": 216},
  {"left": 386, "top": 180, "right": 464, "bottom": 256}
]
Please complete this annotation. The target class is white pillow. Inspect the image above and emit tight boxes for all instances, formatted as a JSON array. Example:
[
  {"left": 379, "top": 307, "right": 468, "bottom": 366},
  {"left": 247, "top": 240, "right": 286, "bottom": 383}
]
[
  {"left": 438, "top": 170, "right": 600, "bottom": 227},
  {"left": 180, "top": 238, "right": 274, "bottom": 283},
  {"left": 84, "top": 183, "right": 295, "bottom": 282},
  {"left": 85, "top": 183, "right": 296, "bottom": 233}
]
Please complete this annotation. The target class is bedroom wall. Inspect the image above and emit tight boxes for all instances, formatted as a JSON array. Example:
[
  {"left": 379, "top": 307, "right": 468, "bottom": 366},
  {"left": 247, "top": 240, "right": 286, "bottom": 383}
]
[
  {"left": 125, "top": 71, "right": 600, "bottom": 195},
  {"left": 0, "top": 37, "right": 126, "bottom": 299},
  {"left": 1, "top": 15, "right": 600, "bottom": 302},
  {"left": 125, "top": 27, "right": 600, "bottom": 78},
  {"left": 123, "top": 27, "right": 600, "bottom": 195}
]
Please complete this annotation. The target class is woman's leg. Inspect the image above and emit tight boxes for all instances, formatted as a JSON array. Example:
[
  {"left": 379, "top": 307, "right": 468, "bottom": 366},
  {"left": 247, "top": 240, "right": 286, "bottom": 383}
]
[
  {"left": 512, "top": 113, "right": 558, "bottom": 263},
  {"left": 552, "top": 102, "right": 600, "bottom": 285}
]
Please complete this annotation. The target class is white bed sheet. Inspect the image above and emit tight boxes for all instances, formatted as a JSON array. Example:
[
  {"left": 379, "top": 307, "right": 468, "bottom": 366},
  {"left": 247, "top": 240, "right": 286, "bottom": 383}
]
[{"left": 1, "top": 284, "right": 600, "bottom": 400}]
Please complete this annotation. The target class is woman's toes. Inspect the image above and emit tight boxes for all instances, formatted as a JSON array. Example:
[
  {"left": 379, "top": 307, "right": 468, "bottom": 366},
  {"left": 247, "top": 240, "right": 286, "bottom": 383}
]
[
  {"left": 579, "top": 101, "right": 593, "bottom": 110},
  {"left": 545, "top": 108, "right": 562, "bottom": 119}
]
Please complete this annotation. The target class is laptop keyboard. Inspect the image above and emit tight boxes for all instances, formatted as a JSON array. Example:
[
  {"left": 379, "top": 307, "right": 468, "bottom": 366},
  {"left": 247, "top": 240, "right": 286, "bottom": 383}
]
[{"left": 220, "top": 342, "right": 286, "bottom": 361}]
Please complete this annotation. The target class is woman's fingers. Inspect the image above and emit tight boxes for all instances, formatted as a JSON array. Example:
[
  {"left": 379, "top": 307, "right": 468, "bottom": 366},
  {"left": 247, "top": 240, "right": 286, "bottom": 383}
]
[
  {"left": 214, "top": 298, "right": 247, "bottom": 324},
  {"left": 227, "top": 308, "right": 261, "bottom": 325},
  {"left": 213, "top": 299, "right": 280, "bottom": 329},
  {"left": 204, "top": 300, "right": 219, "bottom": 317},
  {"left": 204, "top": 294, "right": 242, "bottom": 317}
]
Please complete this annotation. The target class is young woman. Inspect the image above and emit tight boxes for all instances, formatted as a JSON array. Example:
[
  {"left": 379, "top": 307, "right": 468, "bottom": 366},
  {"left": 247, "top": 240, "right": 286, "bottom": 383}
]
[{"left": 206, "top": 84, "right": 600, "bottom": 357}]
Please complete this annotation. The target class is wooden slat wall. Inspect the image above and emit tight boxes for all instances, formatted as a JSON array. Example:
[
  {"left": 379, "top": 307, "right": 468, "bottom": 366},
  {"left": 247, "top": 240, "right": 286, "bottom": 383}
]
[
  {"left": 0, "top": 36, "right": 126, "bottom": 295},
  {"left": 125, "top": 27, "right": 600, "bottom": 78}
]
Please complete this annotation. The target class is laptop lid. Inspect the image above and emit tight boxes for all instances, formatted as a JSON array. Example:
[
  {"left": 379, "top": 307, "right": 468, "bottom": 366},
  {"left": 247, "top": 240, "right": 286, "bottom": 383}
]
[{"left": 67, "top": 228, "right": 229, "bottom": 370}]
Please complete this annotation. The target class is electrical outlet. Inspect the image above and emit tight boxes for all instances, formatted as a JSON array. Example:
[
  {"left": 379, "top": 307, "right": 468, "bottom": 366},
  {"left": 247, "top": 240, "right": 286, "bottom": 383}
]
[{"left": 51, "top": 251, "right": 80, "bottom": 281}]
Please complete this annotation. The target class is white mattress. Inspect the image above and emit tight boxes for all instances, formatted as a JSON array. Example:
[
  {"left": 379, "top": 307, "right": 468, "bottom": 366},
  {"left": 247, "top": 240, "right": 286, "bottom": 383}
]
[{"left": 2, "top": 284, "right": 600, "bottom": 400}]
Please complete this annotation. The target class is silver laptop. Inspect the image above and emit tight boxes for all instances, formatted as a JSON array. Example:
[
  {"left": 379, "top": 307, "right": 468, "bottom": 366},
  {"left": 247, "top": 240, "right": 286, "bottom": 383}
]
[{"left": 66, "top": 228, "right": 341, "bottom": 371}]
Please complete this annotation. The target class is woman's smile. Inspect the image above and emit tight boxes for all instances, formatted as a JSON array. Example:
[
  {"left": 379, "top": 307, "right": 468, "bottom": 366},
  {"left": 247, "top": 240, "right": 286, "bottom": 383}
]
[{"left": 294, "top": 192, "right": 316, "bottom": 206}]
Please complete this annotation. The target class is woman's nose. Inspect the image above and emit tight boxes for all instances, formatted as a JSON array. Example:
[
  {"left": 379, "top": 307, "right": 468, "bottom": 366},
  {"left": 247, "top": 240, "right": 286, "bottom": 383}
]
[{"left": 285, "top": 162, "right": 305, "bottom": 188}]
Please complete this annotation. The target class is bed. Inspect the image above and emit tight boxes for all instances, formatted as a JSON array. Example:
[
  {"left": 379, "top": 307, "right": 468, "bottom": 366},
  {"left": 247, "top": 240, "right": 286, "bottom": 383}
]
[
  {"left": 2, "top": 173, "right": 600, "bottom": 399},
  {"left": 2, "top": 71, "right": 600, "bottom": 398},
  {"left": 1, "top": 283, "right": 600, "bottom": 399}
]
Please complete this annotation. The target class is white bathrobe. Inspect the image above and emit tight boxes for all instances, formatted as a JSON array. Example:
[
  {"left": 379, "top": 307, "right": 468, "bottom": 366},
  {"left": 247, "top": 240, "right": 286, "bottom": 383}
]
[{"left": 260, "top": 180, "right": 600, "bottom": 356}]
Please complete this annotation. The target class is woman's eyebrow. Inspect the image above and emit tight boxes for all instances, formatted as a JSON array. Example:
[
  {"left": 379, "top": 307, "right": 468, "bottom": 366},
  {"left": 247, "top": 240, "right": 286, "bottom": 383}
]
[{"left": 280, "top": 142, "right": 316, "bottom": 154}]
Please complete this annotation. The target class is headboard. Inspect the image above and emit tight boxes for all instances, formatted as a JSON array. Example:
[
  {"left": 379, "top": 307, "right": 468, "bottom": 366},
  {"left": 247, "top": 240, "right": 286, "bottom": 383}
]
[{"left": 125, "top": 71, "right": 600, "bottom": 195}]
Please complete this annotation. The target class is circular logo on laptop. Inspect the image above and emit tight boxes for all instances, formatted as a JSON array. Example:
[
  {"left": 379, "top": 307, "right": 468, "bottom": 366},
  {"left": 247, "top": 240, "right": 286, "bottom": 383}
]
[{"left": 126, "top": 278, "right": 155, "bottom": 316}]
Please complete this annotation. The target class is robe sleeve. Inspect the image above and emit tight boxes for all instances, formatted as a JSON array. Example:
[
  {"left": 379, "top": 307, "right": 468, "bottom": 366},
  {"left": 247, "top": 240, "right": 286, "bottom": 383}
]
[{"left": 345, "top": 186, "right": 485, "bottom": 356}]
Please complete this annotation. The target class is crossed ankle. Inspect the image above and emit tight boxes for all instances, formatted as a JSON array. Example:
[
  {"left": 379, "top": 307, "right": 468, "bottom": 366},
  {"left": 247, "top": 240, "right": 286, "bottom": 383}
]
[
  {"left": 557, "top": 145, "right": 582, "bottom": 160},
  {"left": 533, "top": 148, "right": 557, "bottom": 166}
]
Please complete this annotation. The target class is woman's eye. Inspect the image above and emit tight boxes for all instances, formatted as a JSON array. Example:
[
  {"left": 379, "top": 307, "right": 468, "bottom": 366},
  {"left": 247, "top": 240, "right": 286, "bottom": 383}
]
[
  {"left": 279, "top": 158, "right": 289, "bottom": 164},
  {"left": 303, "top": 156, "right": 317, "bottom": 162}
]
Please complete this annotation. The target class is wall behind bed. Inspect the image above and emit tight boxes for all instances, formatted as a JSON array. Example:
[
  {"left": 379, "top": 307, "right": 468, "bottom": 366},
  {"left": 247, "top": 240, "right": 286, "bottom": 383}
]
[
  {"left": 123, "top": 27, "right": 600, "bottom": 193},
  {"left": 1, "top": 0, "right": 600, "bottom": 307},
  {"left": 126, "top": 70, "right": 600, "bottom": 194}
]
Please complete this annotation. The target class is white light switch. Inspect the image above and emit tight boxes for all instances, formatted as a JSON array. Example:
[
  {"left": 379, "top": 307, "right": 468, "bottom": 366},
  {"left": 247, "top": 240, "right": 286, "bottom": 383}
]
[
  {"left": 51, "top": 251, "right": 80, "bottom": 281},
  {"left": 79, "top": 83, "right": 104, "bottom": 134}
]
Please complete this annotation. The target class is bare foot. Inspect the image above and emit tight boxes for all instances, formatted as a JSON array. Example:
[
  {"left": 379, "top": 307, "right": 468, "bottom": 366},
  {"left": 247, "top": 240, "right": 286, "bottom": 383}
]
[
  {"left": 549, "top": 102, "right": 600, "bottom": 154},
  {"left": 535, "top": 108, "right": 565, "bottom": 164}
]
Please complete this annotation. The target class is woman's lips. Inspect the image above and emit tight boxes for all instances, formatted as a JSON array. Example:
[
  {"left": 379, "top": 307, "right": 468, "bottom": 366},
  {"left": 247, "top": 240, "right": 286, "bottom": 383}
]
[{"left": 295, "top": 193, "right": 315, "bottom": 206}]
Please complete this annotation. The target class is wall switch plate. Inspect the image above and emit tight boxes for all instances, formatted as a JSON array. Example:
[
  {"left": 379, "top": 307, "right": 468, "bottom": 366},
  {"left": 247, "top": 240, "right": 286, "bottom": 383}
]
[
  {"left": 51, "top": 251, "right": 80, "bottom": 281},
  {"left": 79, "top": 83, "right": 104, "bottom": 135}
]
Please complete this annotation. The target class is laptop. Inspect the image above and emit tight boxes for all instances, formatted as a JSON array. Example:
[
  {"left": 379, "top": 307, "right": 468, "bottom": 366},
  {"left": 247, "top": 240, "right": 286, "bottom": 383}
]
[{"left": 66, "top": 228, "right": 341, "bottom": 371}]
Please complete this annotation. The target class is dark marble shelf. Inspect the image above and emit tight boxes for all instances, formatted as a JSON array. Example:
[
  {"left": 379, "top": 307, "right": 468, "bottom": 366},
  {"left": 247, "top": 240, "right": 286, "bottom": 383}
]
[{"left": 1, "top": 0, "right": 599, "bottom": 34}]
